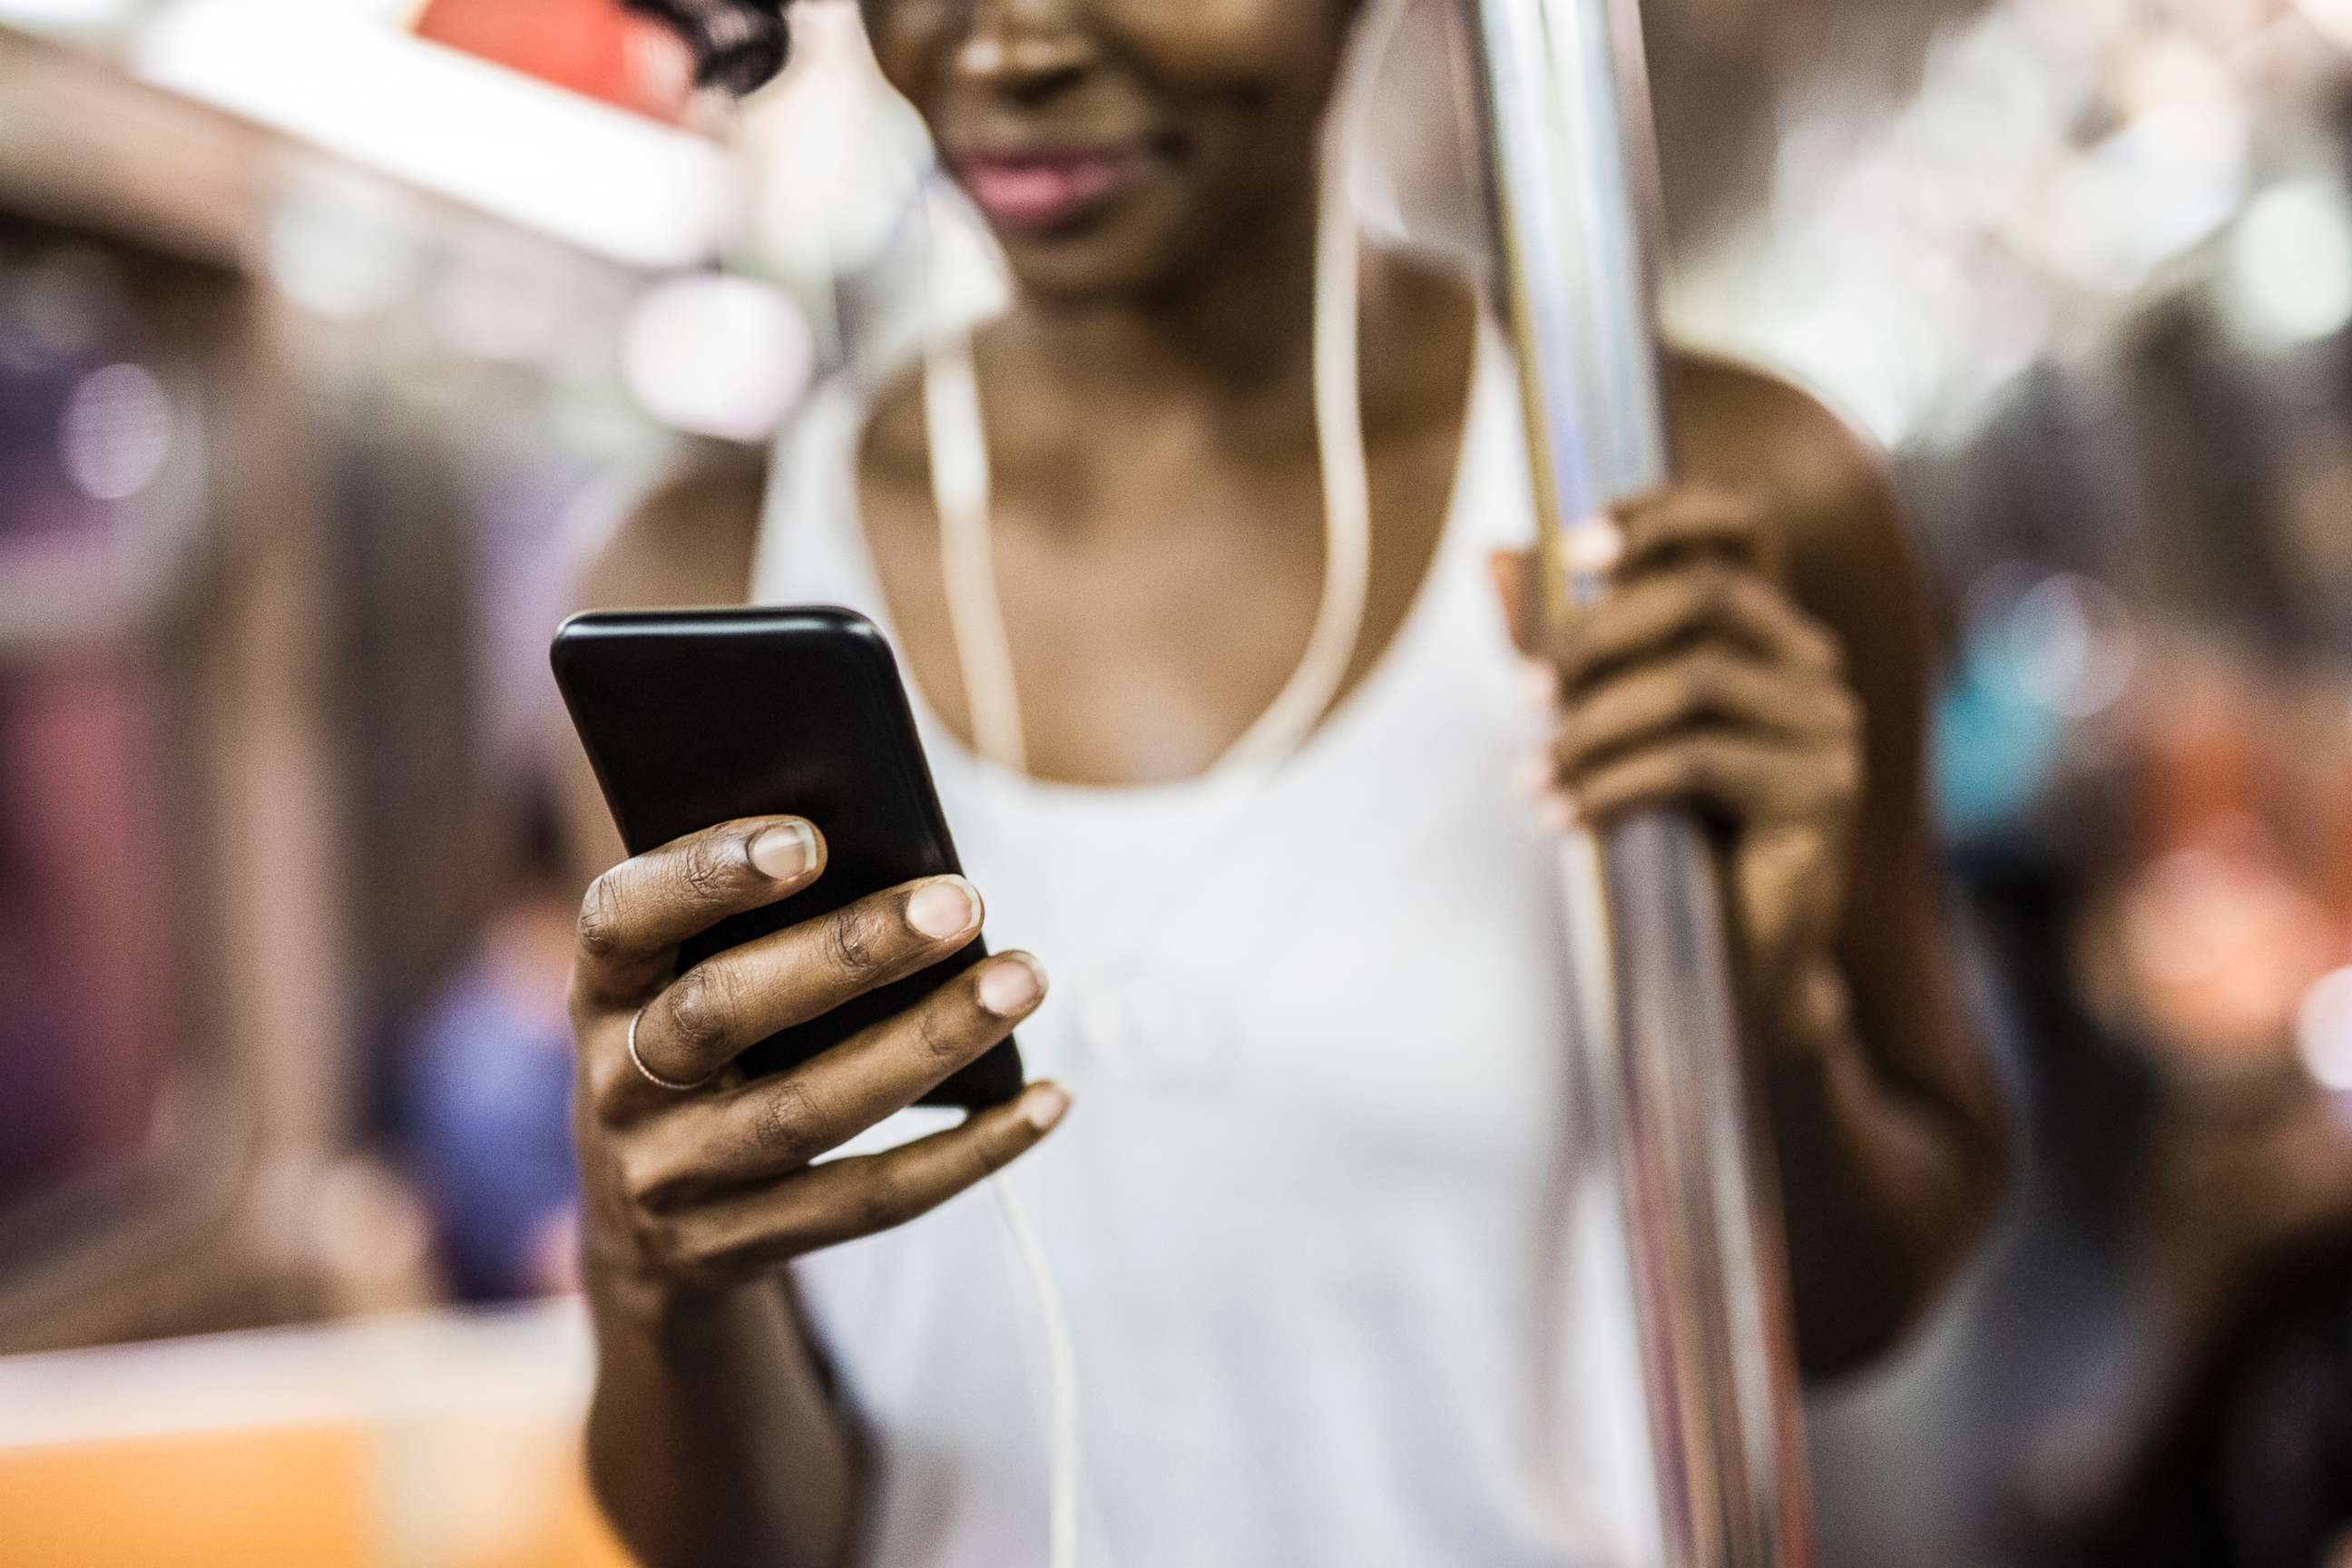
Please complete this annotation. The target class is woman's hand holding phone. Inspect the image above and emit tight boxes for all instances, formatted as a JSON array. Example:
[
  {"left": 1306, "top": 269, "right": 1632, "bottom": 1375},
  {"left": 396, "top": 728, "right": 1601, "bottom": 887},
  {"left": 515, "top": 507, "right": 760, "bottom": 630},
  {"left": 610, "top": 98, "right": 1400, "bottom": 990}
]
[{"left": 569, "top": 812, "right": 1069, "bottom": 1297}]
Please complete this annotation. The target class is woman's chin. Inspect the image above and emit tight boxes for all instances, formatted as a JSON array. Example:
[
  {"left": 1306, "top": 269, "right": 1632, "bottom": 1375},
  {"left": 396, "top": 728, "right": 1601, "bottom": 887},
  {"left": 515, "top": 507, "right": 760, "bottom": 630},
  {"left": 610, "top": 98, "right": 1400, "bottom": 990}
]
[
  {"left": 984, "top": 202, "right": 1210, "bottom": 307},
  {"left": 997, "top": 239, "right": 1181, "bottom": 306}
]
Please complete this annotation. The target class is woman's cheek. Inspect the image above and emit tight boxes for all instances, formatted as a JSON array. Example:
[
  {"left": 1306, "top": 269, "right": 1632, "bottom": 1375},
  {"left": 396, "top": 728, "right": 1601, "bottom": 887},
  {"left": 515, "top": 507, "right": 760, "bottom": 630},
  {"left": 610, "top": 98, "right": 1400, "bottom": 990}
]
[
  {"left": 864, "top": 0, "right": 1346, "bottom": 90},
  {"left": 1095, "top": 0, "right": 1344, "bottom": 81},
  {"left": 863, "top": 2, "right": 961, "bottom": 104}
]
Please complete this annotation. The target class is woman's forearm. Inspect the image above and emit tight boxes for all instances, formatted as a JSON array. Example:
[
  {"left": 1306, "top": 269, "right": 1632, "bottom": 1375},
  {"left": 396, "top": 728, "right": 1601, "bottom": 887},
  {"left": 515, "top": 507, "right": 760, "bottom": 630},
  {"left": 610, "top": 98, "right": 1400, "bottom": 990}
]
[
  {"left": 1765, "top": 964, "right": 2004, "bottom": 1380},
  {"left": 585, "top": 1264, "right": 859, "bottom": 1568}
]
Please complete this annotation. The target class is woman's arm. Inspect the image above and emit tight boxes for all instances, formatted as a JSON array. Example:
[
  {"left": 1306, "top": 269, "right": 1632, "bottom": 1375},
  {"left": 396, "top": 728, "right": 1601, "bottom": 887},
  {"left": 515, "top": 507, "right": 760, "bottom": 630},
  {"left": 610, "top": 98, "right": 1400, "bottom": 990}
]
[
  {"left": 580, "top": 1259, "right": 858, "bottom": 1568},
  {"left": 556, "top": 456, "right": 1069, "bottom": 1566},
  {"left": 1685, "top": 363, "right": 2010, "bottom": 1378},
  {"left": 560, "top": 455, "right": 858, "bottom": 1568},
  {"left": 1501, "top": 360, "right": 2010, "bottom": 1379}
]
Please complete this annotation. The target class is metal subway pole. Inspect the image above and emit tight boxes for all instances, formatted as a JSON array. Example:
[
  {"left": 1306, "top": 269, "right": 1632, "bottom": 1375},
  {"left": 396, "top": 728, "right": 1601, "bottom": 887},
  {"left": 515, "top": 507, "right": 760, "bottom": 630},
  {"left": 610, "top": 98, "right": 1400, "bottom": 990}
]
[{"left": 1463, "top": 1, "right": 1816, "bottom": 1563}]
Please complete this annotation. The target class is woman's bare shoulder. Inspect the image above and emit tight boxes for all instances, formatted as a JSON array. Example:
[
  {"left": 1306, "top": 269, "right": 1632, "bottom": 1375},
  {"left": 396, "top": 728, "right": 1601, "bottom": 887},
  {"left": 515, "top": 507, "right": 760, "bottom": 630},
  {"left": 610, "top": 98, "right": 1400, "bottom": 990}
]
[
  {"left": 1669, "top": 352, "right": 1932, "bottom": 638},
  {"left": 1667, "top": 350, "right": 1936, "bottom": 719},
  {"left": 573, "top": 443, "right": 769, "bottom": 613},
  {"left": 1667, "top": 352, "right": 1906, "bottom": 576}
]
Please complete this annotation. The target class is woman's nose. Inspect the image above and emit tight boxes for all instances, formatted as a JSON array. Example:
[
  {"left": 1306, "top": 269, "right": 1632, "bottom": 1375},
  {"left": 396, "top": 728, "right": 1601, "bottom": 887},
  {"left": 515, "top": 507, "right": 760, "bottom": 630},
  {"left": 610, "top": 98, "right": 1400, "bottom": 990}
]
[{"left": 956, "top": 0, "right": 1097, "bottom": 101}]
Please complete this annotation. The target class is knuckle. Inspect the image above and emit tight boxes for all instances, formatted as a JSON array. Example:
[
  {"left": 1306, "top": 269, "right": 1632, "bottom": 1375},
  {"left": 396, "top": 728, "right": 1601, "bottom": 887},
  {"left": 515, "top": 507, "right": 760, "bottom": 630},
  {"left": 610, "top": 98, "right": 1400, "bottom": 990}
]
[
  {"left": 914, "top": 995, "right": 978, "bottom": 1066},
  {"left": 616, "top": 1144, "right": 677, "bottom": 1210},
  {"left": 586, "top": 1047, "right": 640, "bottom": 1122},
  {"left": 1694, "top": 564, "right": 1739, "bottom": 619},
  {"left": 1671, "top": 654, "right": 1722, "bottom": 715},
  {"left": 1672, "top": 747, "right": 1714, "bottom": 795},
  {"left": 1702, "top": 740, "right": 1743, "bottom": 786},
  {"left": 1788, "top": 606, "right": 1842, "bottom": 671},
  {"left": 565, "top": 967, "right": 598, "bottom": 1024},
  {"left": 851, "top": 1170, "right": 914, "bottom": 1235},
  {"left": 974, "top": 1125, "right": 1023, "bottom": 1181},
  {"left": 758, "top": 1214, "right": 816, "bottom": 1267},
  {"left": 628, "top": 1209, "right": 682, "bottom": 1269},
  {"left": 679, "top": 833, "right": 750, "bottom": 907},
  {"left": 662, "top": 967, "right": 735, "bottom": 1062},
  {"left": 754, "top": 1076, "right": 831, "bottom": 1168},
  {"left": 1814, "top": 628, "right": 1849, "bottom": 676},
  {"left": 826, "top": 902, "right": 890, "bottom": 981},
  {"left": 1695, "top": 649, "right": 1741, "bottom": 704},
  {"left": 1582, "top": 774, "right": 1629, "bottom": 822},
  {"left": 1830, "top": 743, "right": 1867, "bottom": 799},
  {"left": 656, "top": 1214, "right": 741, "bottom": 1287},
  {"left": 576, "top": 874, "right": 626, "bottom": 961},
  {"left": 1829, "top": 686, "right": 1865, "bottom": 737},
  {"left": 1722, "top": 495, "right": 1769, "bottom": 542}
]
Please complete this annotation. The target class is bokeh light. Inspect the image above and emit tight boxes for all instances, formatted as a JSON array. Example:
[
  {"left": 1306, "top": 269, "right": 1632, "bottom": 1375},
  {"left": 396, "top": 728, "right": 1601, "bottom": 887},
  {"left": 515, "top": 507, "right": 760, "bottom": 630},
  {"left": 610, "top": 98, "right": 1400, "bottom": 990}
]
[
  {"left": 2224, "top": 179, "right": 2352, "bottom": 348},
  {"left": 734, "top": 0, "right": 934, "bottom": 289},
  {"left": 59, "top": 362, "right": 172, "bottom": 503},
  {"left": 268, "top": 174, "right": 426, "bottom": 321},
  {"left": 2294, "top": 0, "right": 2352, "bottom": 54},
  {"left": 620, "top": 272, "right": 812, "bottom": 443},
  {"left": 2299, "top": 965, "right": 2352, "bottom": 1092}
]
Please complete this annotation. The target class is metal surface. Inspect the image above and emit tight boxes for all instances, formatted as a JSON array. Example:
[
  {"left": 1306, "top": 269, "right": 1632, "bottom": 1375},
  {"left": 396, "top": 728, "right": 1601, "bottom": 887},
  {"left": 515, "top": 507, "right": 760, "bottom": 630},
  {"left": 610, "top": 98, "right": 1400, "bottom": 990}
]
[{"left": 1463, "top": 2, "right": 1817, "bottom": 1563}]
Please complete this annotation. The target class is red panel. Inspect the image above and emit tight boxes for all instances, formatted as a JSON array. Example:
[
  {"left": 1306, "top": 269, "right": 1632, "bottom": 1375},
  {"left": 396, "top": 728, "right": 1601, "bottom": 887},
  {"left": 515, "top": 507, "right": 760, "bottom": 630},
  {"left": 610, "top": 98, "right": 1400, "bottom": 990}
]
[{"left": 413, "top": 0, "right": 698, "bottom": 122}]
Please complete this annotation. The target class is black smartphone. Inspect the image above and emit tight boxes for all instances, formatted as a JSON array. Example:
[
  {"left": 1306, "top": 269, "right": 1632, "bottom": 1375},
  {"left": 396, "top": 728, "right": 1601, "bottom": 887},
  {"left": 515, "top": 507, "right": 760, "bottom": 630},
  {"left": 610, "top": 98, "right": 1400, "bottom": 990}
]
[{"left": 552, "top": 605, "right": 1024, "bottom": 1110}]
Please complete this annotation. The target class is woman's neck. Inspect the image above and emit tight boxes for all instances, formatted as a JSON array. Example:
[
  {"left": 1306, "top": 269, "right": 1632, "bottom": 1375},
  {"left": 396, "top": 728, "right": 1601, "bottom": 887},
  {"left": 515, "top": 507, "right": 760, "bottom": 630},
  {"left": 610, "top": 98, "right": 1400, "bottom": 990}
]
[
  {"left": 939, "top": 201, "right": 1475, "bottom": 554},
  {"left": 985, "top": 196, "right": 1329, "bottom": 457}
]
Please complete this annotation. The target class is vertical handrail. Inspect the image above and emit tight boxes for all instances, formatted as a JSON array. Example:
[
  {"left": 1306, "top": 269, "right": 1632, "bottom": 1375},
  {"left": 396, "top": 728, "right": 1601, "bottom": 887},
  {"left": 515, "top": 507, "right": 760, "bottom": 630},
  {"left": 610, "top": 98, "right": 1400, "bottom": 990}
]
[{"left": 1464, "top": 2, "right": 1817, "bottom": 1563}]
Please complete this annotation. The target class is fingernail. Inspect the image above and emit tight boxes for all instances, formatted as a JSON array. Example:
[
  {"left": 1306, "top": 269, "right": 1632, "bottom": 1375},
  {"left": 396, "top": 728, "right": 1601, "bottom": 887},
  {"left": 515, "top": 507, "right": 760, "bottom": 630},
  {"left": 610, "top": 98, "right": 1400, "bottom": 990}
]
[
  {"left": 907, "top": 877, "right": 981, "bottom": 941},
  {"left": 978, "top": 954, "right": 1045, "bottom": 1017},
  {"left": 1512, "top": 756, "right": 1555, "bottom": 802},
  {"left": 1539, "top": 791, "right": 1583, "bottom": 834},
  {"left": 1023, "top": 1083, "right": 1071, "bottom": 1134},
  {"left": 1516, "top": 660, "right": 1560, "bottom": 711},
  {"left": 1563, "top": 516, "right": 1626, "bottom": 578},
  {"left": 750, "top": 821, "right": 817, "bottom": 882}
]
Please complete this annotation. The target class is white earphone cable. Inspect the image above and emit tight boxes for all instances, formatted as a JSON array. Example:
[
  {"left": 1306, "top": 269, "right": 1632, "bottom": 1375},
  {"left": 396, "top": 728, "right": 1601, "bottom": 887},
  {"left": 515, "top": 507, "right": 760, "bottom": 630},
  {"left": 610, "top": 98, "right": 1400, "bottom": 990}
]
[
  {"left": 1218, "top": 13, "right": 1378, "bottom": 773},
  {"left": 925, "top": 328, "right": 1030, "bottom": 774},
  {"left": 924, "top": 0, "right": 1401, "bottom": 781},
  {"left": 922, "top": 6, "right": 1407, "bottom": 1564},
  {"left": 993, "top": 1179, "right": 1081, "bottom": 1568}
]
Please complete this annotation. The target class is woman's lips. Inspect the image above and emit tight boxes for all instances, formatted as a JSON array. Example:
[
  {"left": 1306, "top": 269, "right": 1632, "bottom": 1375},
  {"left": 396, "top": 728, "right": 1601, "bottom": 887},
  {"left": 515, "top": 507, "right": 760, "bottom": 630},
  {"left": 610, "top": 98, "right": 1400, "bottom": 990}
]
[{"left": 952, "top": 144, "right": 1157, "bottom": 232}]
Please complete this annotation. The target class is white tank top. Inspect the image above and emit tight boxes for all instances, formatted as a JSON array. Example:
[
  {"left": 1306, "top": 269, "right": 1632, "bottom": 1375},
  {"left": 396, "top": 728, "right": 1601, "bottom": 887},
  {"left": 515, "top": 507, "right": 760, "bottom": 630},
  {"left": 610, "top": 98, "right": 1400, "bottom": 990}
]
[{"left": 750, "top": 320, "right": 1659, "bottom": 1568}]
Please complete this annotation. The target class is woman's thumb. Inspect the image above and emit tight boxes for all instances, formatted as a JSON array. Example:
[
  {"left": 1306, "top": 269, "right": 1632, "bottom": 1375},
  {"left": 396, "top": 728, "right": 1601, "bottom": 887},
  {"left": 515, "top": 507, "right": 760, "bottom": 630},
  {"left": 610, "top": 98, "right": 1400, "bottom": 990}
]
[{"left": 1487, "top": 548, "right": 1540, "bottom": 657}]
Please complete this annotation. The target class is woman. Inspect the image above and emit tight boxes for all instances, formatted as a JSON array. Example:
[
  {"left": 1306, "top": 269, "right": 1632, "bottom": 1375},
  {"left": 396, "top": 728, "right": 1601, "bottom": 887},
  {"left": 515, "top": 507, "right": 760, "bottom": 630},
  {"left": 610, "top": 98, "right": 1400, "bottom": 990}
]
[{"left": 565, "top": 3, "right": 2008, "bottom": 1564}]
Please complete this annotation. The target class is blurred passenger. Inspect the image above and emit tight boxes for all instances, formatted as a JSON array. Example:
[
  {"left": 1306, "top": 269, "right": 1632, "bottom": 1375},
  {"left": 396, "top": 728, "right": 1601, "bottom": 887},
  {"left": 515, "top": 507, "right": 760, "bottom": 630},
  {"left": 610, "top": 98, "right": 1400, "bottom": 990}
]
[
  {"left": 2059, "top": 671, "right": 2352, "bottom": 1567},
  {"left": 560, "top": 4, "right": 2007, "bottom": 1564},
  {"left": 399, "top": 791, "right": 582, "bottom": 1301}
]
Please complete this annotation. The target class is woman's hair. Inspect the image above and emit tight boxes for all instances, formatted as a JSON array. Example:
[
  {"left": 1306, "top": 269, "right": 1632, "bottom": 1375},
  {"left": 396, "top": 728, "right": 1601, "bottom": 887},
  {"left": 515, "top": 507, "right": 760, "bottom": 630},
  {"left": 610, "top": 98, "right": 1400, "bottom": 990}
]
[{"left": 624, "top": 0, "right": 793, "bottom": 94}]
